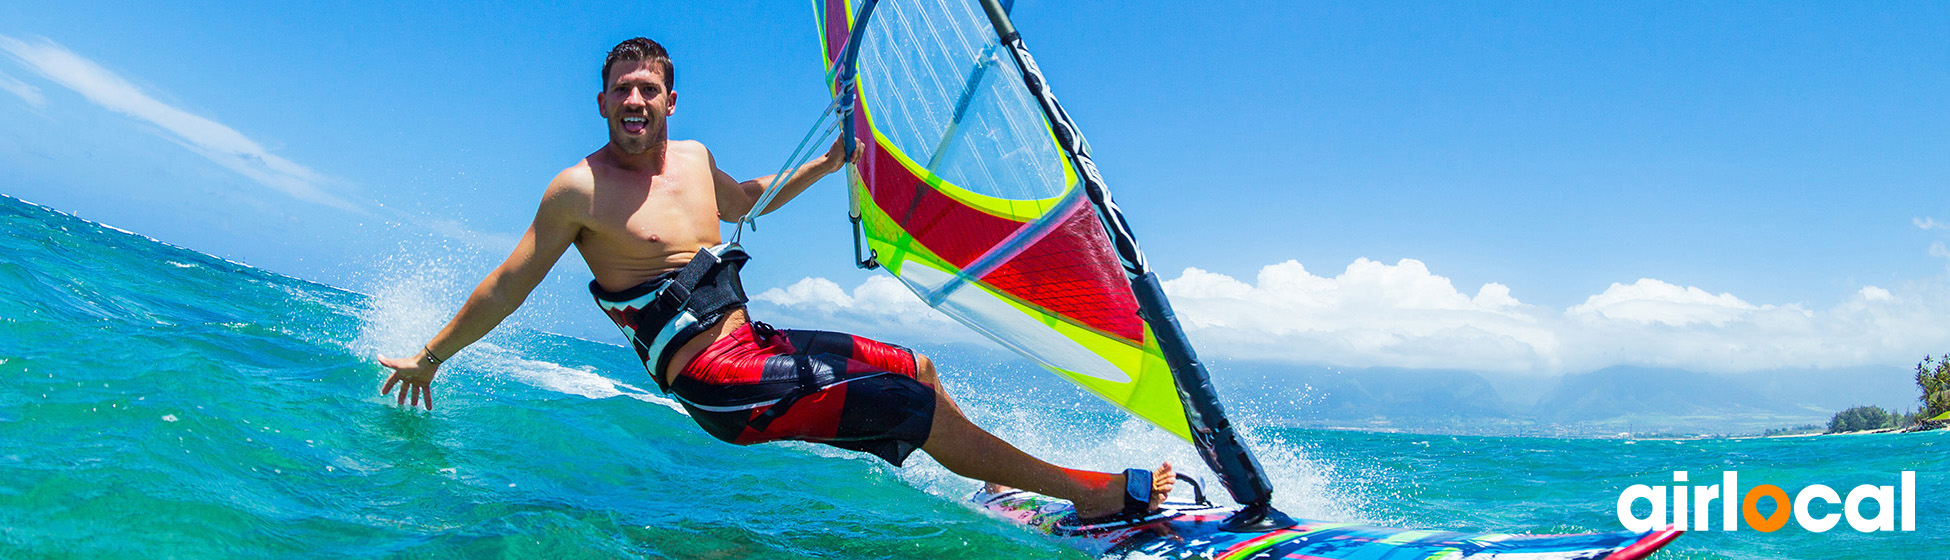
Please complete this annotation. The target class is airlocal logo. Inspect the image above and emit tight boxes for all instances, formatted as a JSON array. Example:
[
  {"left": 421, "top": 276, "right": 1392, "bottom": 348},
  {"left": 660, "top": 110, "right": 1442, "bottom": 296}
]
[{"left": 1617, "top": 471, "right": 1916, "bottom": 533}]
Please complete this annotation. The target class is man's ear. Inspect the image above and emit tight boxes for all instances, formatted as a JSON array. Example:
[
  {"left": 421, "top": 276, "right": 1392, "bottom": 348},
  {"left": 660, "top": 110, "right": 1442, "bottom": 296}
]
[
  {"left": 596, "top": 91, "right": 609, "bottom": 119},
  {"left": 666, "top": 91, "right": 678, "bottom": 116}
]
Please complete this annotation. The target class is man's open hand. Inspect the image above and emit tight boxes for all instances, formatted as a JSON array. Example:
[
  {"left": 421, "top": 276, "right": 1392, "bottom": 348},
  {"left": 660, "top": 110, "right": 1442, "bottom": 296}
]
[{"left": 377, "top": 354, "right": 437, "bottom": 410}]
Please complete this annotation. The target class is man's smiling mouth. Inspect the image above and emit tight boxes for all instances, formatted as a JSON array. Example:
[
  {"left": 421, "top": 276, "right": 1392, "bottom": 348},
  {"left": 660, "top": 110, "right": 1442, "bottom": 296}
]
[{"left": 621, "top": 116, "right": 648, "bottom": 134}]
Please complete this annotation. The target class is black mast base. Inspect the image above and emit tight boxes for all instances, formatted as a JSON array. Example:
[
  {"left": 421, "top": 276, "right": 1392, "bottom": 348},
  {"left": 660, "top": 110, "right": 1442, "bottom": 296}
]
[{"left": 1221, "top": 503, "right": 1297, "bottom": 533}]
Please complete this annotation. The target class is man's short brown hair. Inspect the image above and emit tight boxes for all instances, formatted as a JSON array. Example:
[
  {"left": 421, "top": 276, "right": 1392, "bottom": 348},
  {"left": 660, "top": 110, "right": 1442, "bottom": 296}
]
[{"left": 603, "top": 37, "right": 673, "bottom": 90}]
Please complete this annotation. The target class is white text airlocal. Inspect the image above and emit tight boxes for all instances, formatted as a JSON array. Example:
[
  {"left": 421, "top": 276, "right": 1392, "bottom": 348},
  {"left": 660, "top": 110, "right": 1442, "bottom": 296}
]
[{"left": 1616, "top": 471, "right": 1916, "bottom": 533}]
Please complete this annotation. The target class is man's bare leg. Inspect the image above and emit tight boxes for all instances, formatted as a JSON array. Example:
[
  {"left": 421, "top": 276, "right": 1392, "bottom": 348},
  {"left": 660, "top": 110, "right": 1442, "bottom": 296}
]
[{"left": 909, "top": 354, "right": 1173, "bottom": 518}]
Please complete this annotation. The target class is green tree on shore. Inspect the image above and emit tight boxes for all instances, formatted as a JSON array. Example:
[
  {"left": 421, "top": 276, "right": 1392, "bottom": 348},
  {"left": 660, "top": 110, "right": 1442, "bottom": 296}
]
[
  {"left": 1919, "top": 355, "right": 1950, "bottom": 420},
  {"left": 1828, "top": 405, "right": 1896, "bottom": 433}
]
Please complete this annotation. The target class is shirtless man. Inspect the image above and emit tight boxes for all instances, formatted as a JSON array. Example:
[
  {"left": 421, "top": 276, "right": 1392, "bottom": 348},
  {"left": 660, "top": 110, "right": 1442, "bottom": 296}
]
[{"left": 375, "top": 38, "right": 1171, "bottom": 524}]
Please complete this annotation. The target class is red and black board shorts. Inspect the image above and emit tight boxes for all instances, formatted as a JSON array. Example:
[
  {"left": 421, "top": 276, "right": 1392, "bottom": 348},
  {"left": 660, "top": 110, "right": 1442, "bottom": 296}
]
[{"left": 671, "top": 322, "right": 935, "bottom": 466}]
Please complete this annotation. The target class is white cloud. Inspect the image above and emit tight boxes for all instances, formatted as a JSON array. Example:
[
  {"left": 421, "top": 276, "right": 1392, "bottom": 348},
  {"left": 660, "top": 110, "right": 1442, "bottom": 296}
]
[
  {"left": 756, "top": 276, "right": 856, "bottom": 308},
  {"left": 749, "top": 275, "right": 976, "bottom": 344},
  {"left": 0, "top": 35, "right": 361, "bottom": 213},
  {"left": 1566, "top": 278, "right": 1760, "bottom": 327},
  {"left": 1917, "top": 217, "right": 1947, "bottom": 231},
  {"left": 1552, "top": 281, "right": 1950, "bottom": 373},
  {"left": 1163, "top": 259, "right": 1558, "bottom": 372},
  {"left": 0, "top": 69, "right": 43, "bottom": 107},
  {"left": 747, "top": 259, "right": 1950, "bottom": 376}
]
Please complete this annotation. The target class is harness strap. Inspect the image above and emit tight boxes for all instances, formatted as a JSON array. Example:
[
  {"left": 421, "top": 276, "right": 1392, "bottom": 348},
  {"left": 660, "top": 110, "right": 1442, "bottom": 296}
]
[
  {"left": 746, "top": 385, "right": 813, "bottom": 432},
  {"left": 745, "top": 327, "right": 831, "bottom": 432},
  {"left": 592, "top": 244, "right": 752, "bottom": 393}
]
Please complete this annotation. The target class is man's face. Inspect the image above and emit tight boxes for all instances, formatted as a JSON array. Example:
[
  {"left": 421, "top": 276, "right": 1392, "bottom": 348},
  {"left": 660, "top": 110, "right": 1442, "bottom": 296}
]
[{"left": 598, "top": 60, "right": 675, "bottom": 155}]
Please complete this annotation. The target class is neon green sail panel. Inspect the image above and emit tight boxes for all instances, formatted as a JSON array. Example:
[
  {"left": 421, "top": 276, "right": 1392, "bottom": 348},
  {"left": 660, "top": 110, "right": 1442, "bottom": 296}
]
[{"left": 818, "top": 0, "right": 1190, "bottom": 439}]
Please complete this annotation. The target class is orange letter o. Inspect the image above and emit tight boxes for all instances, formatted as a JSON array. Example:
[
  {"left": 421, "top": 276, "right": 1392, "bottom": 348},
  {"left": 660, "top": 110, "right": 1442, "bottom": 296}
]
[{"left": 1743, "top": 484, "right": 1791, "bottom": 532}]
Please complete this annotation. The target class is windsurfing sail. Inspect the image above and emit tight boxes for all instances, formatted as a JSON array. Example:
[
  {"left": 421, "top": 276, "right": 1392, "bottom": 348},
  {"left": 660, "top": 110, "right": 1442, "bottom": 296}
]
[
  {"left": 816, "top": 0, "right": 1187, "bottom": 439},
  {"left": 815, "top": 0, "right": 1285, "bottom": 522}
]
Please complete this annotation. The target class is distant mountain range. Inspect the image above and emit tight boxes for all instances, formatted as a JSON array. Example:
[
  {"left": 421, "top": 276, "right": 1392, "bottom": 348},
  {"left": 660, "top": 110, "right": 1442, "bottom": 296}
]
[
  {"left": 920, "top": 342, "right": 1922, "bottom": 436},
  {"left": 1218, "top": 362, "right": 1920, "bottom": 435}
]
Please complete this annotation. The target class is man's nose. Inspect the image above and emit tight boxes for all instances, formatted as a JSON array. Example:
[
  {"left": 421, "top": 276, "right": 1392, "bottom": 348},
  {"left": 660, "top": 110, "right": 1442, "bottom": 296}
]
[{"left": 623, "top": 87, "right": 648, "bottom": 106}]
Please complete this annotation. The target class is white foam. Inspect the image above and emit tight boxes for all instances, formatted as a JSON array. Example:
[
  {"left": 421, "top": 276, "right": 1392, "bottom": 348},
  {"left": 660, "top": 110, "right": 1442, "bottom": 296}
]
[
  {"left": 345, "top": 257, "right": 465, "bottom": 362},
  {"left": 344, "top": 256, "right": 683, "bottom": 413},
  {"left": 468, "top": 342, "right": 684, "bottom": 414},
  {"left": 888, "top": 390, "right": 1370, "bottom": 524}
]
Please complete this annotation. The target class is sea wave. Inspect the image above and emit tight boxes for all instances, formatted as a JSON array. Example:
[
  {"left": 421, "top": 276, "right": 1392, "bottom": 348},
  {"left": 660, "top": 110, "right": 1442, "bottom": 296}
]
[{"left": 1, "top": 194, "right": 1942, "bottom": 559}]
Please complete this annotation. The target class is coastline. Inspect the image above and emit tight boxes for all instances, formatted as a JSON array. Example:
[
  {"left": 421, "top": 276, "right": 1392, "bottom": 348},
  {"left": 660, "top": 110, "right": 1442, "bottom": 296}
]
[{"left": 1748, "top": 420, "right": 1946, "bottom": 439}]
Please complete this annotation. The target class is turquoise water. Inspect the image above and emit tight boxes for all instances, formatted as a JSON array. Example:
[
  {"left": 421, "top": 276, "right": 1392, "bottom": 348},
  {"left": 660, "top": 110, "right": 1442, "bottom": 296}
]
[{"left": 0, "top": 193, "right": 1941, "bottom": 559}]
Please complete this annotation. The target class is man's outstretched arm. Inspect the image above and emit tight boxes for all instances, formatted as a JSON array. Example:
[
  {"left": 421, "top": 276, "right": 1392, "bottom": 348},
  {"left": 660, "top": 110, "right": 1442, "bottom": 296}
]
[
  {"left": 377, "top": 175, "right": 584, "bottom": 409},
  {"left": 714, "top": 138, "right": 854, "bottom": 222}
]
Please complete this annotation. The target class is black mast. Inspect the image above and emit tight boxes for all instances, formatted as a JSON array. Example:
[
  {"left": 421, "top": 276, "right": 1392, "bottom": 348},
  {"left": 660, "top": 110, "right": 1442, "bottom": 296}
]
[{"left": 972, "top": 0, "right": 1294, "bottom": 532}]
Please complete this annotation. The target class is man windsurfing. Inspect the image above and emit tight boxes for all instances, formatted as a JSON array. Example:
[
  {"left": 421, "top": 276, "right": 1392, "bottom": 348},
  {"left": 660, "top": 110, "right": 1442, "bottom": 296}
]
[{"left": 374, "top": 37, "right": 1172, "bottom": 527}]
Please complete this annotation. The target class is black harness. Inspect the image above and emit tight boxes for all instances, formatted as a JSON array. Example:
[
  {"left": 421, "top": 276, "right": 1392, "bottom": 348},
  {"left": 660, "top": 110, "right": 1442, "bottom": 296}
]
[{"left": 590, "top": 244, "right": 751, "bottom": 392}]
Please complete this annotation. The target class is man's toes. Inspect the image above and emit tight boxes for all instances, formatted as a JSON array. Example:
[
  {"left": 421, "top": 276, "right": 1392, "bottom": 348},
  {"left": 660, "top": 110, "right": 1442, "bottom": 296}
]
[{"left": 1149, "top": 467, "right": 1174, "bottom": 508}]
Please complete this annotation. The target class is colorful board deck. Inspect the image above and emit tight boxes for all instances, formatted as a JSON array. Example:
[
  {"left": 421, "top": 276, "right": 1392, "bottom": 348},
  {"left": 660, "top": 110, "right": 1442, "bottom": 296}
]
[{"left": 975, "top": 489, "right": 1682, "bottom": 559}]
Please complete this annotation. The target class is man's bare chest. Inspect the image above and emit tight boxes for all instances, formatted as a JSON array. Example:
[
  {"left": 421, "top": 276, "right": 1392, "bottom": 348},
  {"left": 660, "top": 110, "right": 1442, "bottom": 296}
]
[{"left": 582, "top": 178, "right": 720, "bottom": 253}]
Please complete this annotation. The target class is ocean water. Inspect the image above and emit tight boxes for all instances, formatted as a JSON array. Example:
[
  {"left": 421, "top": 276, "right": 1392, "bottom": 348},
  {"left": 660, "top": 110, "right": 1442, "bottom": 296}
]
[{"left": 0, "top": 192, "right": 1941, "bottom": 559}]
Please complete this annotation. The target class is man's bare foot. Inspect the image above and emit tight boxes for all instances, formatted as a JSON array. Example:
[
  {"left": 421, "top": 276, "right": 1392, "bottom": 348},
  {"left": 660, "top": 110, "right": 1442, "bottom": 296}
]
[{"left": 1073, "top": 462, "right": 1174, "bottom": 519}]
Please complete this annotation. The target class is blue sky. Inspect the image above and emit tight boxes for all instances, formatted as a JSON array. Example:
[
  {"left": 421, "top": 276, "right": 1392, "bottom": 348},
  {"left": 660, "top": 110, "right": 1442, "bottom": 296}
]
[{"left": 3, "top": 1, "right": 1946, "bottom": 374}]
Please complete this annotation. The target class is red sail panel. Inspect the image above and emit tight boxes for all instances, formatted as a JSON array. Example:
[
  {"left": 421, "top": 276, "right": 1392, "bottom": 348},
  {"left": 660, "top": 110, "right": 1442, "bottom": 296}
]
[
  {"left": 856, "top": 121, "right": 1141, "bottom": 343},
  {"left": 821, "top": 0, "right": 851, "bottom": 68},
  {"left": 979, "top": 203, "right": 1145, "bottom": 343},
  {"left": 857, "top": 132, "right": 1021, "bottom": 267}
]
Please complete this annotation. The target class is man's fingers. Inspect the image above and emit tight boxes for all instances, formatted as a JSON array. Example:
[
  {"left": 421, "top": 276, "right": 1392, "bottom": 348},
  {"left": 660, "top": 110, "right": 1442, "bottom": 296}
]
[
  {"left": 377, "top": 354, "right": 407, "bottom": 372},
  {"left": 378, "top": 355, "right": 435, "bottom": 410}
]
